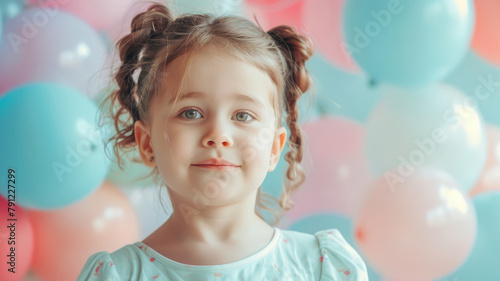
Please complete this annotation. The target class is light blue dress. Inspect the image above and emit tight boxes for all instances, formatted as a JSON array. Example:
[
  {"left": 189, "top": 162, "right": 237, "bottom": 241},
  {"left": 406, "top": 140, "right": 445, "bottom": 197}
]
[{"left": 76, "top": 228, "right": 369, "bottom": 280}]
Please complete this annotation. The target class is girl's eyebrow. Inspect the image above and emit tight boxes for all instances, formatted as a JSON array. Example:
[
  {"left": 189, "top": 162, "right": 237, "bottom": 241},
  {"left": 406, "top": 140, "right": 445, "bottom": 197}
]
[{"left": 168, "top": 91, "right": 267, "bottom": 109}]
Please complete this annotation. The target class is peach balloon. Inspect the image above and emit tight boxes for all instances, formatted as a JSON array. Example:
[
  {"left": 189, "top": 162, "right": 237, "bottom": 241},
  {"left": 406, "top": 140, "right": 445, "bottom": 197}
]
[
  {"left": 303, "top": 0, "right": 358, "bottom": 72},
  {"left": 354, "top": 168, "right": 477, "bottom": 281},
  {"left": 0, "top": 196, "right": 34, "bottom": 281},
  {"left": 101, "top": 0, "right": 165, "bottom": 46},
  {"left": 29, "top": 0, "right": 135, "bottom": 30},
  {"left": 26, "top": 181, "right": 140, "bottom": 281},
  {"left": 471, "top": 0, "right": 500, "bottom": 65},
  {"left": 284, "top": 116, "right": 372, "bottom": 224},
  {"left": 469, "top": 125, "right": 500, "bottom": 197}
]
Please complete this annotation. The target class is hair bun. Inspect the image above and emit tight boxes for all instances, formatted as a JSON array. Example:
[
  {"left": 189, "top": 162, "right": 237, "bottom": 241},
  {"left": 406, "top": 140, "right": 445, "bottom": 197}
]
[
  {"left": 267, "top": 25, "right": 314, "bottom": 93},
  {"left": 130, "top": 3, "right": 174, "bottom": 35}
]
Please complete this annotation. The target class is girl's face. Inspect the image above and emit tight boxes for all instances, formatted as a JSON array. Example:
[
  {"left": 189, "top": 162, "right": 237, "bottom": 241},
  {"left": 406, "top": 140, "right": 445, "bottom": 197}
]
[{"left": 135, "top": 44, "right": 287, "bottom": 210}]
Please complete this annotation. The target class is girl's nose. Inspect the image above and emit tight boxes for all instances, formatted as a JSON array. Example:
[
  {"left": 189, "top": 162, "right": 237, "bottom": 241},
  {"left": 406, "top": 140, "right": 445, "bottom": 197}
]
[
  {"left": 205, "top": 136, "right": 233, "bottom": 148},
  {"left": 202, "top": 122, "right": 233, "bottom": 149}
]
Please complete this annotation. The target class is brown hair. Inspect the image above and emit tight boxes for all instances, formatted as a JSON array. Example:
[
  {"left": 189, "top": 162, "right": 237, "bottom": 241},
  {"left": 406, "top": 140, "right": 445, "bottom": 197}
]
[{"left": 99, "top": 1, "right": 315, "bottom": 226}]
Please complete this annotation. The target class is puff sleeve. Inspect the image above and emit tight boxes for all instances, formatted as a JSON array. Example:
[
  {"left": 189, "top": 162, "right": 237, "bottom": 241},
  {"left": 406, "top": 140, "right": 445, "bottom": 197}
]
[
  {"left": 76, "top": 251, "right": 121, "bottom": 281},
  {"left": 315, "top": 229, "right": 369, "bottom": 281}
]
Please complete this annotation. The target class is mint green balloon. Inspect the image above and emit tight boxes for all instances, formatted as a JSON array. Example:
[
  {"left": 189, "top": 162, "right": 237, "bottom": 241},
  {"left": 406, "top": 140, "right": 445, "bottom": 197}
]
[
  {"left": 444, "top": 50, "right": 500, "bottom": 127},
  {"left": 165, "top": 0, "right": 244, "bottom": 16},
  {"left": 343, "top": 0, "right": 475, "bottom": 87},
  {"left": 305, "top": 52, "right": 384, "bottom": 122},
  {"left": 0, "top": 83, "right": 110, "bottom": 209},
  {"left": 365, "top": 83, "right": 487, "bottom": 192}
]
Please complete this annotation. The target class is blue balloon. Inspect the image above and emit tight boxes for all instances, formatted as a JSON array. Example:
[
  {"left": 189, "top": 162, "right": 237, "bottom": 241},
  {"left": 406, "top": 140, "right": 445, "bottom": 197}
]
[
  {"left": 0, "top": 83, "right": 110, "bottom": 210},
  {"left": 305, "top": 52, "right": 384, "bottom": 122},
  {"left": 166, "top": 0, "right": 244, "bottom": 16},
  {"left": 288, "top": 213, "right": 383, "bottom": 281},
  {"left": 439, "top": 192, "right": 500, "bottom": 280},
  {"left": 0, "top": 11, "right": 2, "bottom": 47},
  {"left": 343, "top": 0, "right": 475, "bottom": 87}
]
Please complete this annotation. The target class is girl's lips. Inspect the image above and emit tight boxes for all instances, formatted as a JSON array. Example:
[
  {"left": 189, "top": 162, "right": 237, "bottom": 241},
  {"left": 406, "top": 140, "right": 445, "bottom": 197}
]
[
  {"left": 191, "top": 164, "right": 239, "bottom": 169},
  {"left": 193, "top": 158, "right": 239, "bottom": 166}
]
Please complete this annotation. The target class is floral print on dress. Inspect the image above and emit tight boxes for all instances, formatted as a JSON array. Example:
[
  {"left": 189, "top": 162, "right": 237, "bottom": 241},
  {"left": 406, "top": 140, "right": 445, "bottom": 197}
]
[
  {"left": 93, "top": 261, "right": 104, "bottom": 277},
  {"left": 138, "top": 244, "right": 158, "bottom": 263},
  {"left": 76, "top": 228, "right": 368, "bottom": 281},
  {"left": 336, "top": 268, "right": 351, "bottom": 281}
]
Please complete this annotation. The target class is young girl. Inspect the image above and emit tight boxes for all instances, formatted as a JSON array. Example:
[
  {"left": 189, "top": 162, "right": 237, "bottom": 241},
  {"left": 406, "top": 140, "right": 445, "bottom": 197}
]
[{"left": 77, "top": 2, "right": 368, "bottom": 280}]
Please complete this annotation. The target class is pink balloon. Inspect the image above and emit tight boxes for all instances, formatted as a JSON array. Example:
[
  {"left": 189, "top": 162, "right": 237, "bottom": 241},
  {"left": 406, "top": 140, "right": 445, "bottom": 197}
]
[
  {"left": 101, "top": 0, "right": 164, "bottom": 46},
  {"left": 302, "top": 0, "right": 358, "bottom": 73},
  {"left": 98, "top": 0, "right": 162, "bottom": 80},
  {"left": 29, "top": 0, "right": 134, "bottom": 30},
  {"left": 244, "top": 0, "right": 306, "bottom": 32},
  {"left": 26, "top": 181, "right": 140, "bottom": 281},
  {"left": 471, "top": 0, "right": 500, "bottom": 65},
  {"left": 283, "top": 116, "right": 372, "bottom": 225},
  {"left": 0, "top": 9, "right": 109, "bottom": 99},
  {"left": 0, "top": 196, "right": 34, "bottom": 281},
  {"left": 470, "top": 125, "right": 500, "bottom": 197},
  {"left": 354, "top": 168, "right": 477, "bottom": 281}
]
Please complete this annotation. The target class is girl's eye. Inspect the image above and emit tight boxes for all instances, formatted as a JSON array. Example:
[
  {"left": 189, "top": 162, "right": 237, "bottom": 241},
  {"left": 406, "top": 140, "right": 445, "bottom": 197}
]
[
  {"left": 180, "top": 108, "right": 202, "bottom": 120},
  {"left": 179, "top": 108, "right": 255, "bottom": 122},
  {"left": 234, "top": 112, "right": 254, "bottom": 122}
]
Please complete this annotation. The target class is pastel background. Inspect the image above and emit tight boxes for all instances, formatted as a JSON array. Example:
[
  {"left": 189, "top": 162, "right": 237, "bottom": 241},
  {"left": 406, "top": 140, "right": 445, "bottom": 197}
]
[{"left": 1, "top": 0, "right": 499, "bottom": 280}]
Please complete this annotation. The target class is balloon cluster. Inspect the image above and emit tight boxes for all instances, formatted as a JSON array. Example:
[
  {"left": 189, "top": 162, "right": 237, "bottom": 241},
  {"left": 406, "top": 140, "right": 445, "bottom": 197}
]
[
  {"left": 2, "top": 0, "right": 500, "bottom": 280},
  {"left": 0, "top": 0, "right": 157, "bottom": 280},
  {"left": 258, "top": 0, "right": 500, "bottom": 280}
]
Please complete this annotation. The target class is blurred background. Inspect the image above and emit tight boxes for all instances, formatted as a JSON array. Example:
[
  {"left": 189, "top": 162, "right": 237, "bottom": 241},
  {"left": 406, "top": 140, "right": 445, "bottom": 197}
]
[{"left": 1, "top": 0, "right": 499, "bottom": 280}]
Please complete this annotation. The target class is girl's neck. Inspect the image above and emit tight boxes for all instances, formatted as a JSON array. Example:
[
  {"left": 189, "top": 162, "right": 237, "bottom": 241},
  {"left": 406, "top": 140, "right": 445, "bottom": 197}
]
[
  {"left": 140, "top": 208, "right": 276, "bottom": 266},
  {"left": 164, "top": 210, "right": 273, "bottom": 246},
  {"left": 161, "top": 186, "right": 273, "bottom": 246},
  {"left": 143, "top": 212, "right": 275, "bottom": 265}
]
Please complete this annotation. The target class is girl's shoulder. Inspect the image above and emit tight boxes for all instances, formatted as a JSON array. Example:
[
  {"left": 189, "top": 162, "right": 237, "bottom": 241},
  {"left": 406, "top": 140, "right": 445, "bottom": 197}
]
[
  {"left": 279, "top": 228, "right": 369, "bottom": 281},
  {"left": 76, "top": 243, "right": 146, "bottom": 281},
  {"left": 76, "top": 250, "right": 120, "bottom": 281}
]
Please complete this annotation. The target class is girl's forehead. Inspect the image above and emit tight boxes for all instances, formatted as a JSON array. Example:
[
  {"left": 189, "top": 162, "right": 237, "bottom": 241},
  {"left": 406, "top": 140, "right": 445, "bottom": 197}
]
[
  {"left": 159, "top": 46, "right": 277, "bottom": 107},
  {"left": 160, "top": 45, "right": 234, "bottom": 88}
]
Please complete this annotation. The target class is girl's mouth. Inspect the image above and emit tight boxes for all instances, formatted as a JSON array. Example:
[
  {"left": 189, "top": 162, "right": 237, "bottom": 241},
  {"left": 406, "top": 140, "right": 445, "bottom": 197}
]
[{"left": 191, "top": 164, "right": 239, "bottom": 170}]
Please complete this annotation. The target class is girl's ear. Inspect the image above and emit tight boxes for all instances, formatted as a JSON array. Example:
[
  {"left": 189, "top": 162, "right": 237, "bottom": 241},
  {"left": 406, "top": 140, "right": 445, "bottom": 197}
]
[
  {"left": 134, "top": 120, "right": 156, "bottom": 167},
  {"left": 269, "top": 126, "right": 287, "bottom": 172}
]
